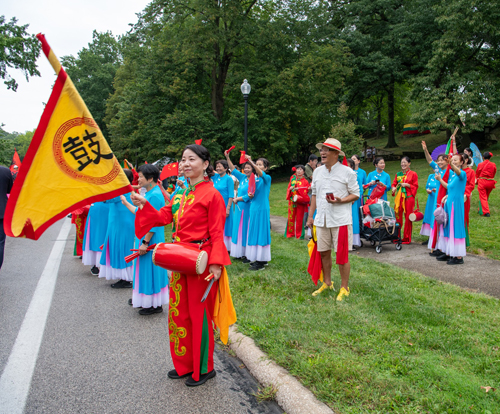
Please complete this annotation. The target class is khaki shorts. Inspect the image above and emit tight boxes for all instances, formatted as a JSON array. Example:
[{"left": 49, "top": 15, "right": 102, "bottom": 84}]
[{"left": 316, "top": 224, "right": 353, "bottom": 253}]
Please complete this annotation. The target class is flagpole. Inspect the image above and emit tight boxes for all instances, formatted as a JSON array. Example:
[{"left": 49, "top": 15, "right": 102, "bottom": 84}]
[{"left": 36, "top": 34, "right": 63, "bottom": 76}]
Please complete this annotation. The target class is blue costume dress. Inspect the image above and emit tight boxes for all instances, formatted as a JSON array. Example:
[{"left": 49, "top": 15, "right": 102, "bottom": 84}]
[
  {"left": 246, "top": 171, "right": 272, "bottom": 262},
  {"left": 366, "top": 170, "right": 392, "bottom": 201},
  {"left": 442, "top": 169, "right": 467, "bottom": 257},
  {"left": 132, "top": 186, "right": 169, "bottom": 308},
  {"left": 420, "top": 173, "right": 438, "bottom": 236},
  {"left": 82, "top": 202, "right": 109, "bottom": 267},
  {"left": 428, "top": 161, "right": 453, "bottom": 251},
  {"left": 212, "top": 173, "right": 234, "bottom": 251},
  {"left": 352, "top": 168, "right": 367, "bottom": 246},
  {"left": 99, "top": 193, "right": 135, "bottom": 281},
  {"left": 230, "top": 170, "right": 252, "bottom": 258}
]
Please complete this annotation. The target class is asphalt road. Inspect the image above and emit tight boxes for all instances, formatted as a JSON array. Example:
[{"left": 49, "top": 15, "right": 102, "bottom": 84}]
[{"left": 0, "top": 218, "right": 282, "bottom": 414}]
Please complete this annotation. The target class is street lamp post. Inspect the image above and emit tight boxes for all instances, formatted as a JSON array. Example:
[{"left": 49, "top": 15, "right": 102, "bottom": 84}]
[{"left": 241, "top": 79, "right": 251, "bottom": 152}]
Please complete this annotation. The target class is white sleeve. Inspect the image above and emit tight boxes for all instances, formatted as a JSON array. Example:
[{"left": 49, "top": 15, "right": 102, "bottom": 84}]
[{"left": 347, "top": 170, "right": 360, "bottom": 197}]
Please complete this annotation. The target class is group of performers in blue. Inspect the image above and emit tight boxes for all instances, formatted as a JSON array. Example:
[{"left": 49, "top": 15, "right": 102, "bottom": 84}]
[
  {"left": 79, "top": 150, "right": 272, "bottom": 319},
  {"left": 215, "top": 152, "right": 272, "bottom": 271}
]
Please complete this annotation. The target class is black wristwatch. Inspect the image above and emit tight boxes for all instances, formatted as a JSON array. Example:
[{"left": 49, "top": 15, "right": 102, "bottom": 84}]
[{"left": 142, "top": 239, "right": 150, "bottom": 246}]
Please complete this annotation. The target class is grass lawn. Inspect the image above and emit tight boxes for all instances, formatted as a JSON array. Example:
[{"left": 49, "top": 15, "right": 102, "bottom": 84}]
[
  {"left": 230, "top": 233, "right": 500, "bottom": 413},
  {"left": 366, "top": 131, "right": 448, "bottom": 155},
  {"left": 270, "top": 157, "right": 500, "bottom": 261}
]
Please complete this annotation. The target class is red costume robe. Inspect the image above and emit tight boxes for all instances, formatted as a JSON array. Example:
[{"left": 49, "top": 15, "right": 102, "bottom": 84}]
[
  {"left": 476, "top": 159, "right": 497, "bottom": 215},
  {"left": 463, "top": 167, "right": 476, "bottom": 245},
  {"left": 135, "top": 180, "right": 233, "bottom": 381},
  {"left": 285, "top": 175, "right": 311, "bottom": 239},
  {"left": 392, "top": 170, "right": 418, "bottom": 243},
  {"left": 71, "top": 205, "right": 90, "bottom": 256}
]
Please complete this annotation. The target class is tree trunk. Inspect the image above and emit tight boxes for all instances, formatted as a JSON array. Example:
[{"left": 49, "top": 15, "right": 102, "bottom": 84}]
[
  {"left": 210, "top": 37, "right": 232, "bottom": 121},
  {"left": 376, "top": 96, "right": 382, "bottom": 139},
  {"left": 386, "top": 82, "right": 397, "bottom": 148}
]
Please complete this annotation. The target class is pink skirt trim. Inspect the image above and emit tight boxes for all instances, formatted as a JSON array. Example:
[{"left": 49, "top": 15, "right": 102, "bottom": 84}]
[{"left": 420, "top": 223, "right": 431, "bottom": 237}]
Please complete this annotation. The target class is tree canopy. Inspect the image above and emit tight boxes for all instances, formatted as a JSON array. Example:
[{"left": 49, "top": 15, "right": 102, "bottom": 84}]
[
  {"left": 0, "top": 15, "right": 40, "bottom": 91},
  {"left": 7, "top": 0, "right": 500, "bottom": 163}
]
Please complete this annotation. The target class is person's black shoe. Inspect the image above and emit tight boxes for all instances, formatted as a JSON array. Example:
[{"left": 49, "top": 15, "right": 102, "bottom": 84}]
[
  {"left": 90, "top": 265, "right": 100, "bottom": 276},
  {"left": 484, "top": 213, "right": 490, "bottom": 217},
  {"left": 128, "top": 298, "right": 133, "bottom": 306},
  {"left": 168, "top": 369, "right": 193, "bottom": 379},
  {"left": 447, "top": 257, "right": 464, "bottom": 265},
  {"left": 241, "top": 257, "right": 251, "bottom": 264},
  {"left": 111, "top": 279, "right": 132, "bottom": 289},
  {"left": 429, "top": 250, "right": 442, "bottom": 257},
  {"left": 436, "top": 253, "right": 450, "bottom": 261},
  {"left": 139, "top": 306, "right": 163, "bottom": 315},
  {"left": 111, "top": 279, "right": 125, "bottom": 288},
  {"left": 185, "top": 370, "right": 216, "bottom": 387},
  {"left": 421, "top": 239, "right": 429, "bottom": 245},
  {"left": 249, "top": 262, "right": 265, "bottom": 271}
]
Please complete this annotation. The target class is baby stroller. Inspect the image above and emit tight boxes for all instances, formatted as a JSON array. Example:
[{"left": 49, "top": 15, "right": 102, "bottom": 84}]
[{"left": 359, "top": 195, "right": 402, "bottom": 254}]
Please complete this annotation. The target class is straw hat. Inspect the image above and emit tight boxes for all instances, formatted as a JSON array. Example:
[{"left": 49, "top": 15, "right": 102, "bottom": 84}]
[{"left": 315, "top": 138, "right": 345, "bottom": 156}]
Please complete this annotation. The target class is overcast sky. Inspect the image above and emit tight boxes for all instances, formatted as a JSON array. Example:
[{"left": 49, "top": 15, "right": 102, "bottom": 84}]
[{"left": 1, "top": 0, "right": 151, "bottom": 134}]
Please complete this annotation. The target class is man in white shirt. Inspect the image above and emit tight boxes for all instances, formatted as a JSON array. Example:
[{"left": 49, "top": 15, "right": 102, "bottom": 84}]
[{"left": 306, "top": 138, "right": 360, "bottom": 300}]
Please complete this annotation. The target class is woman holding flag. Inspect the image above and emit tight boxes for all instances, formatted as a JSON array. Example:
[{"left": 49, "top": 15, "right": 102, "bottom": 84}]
[
  {"left": 224, "top": 151, "right": 254, "bottom": 260},
  {"left": 434, "top": 153, "right": 467, "bottom": 264},
  {"left": 121, "top": 164, "right": 169, "bottom": 314},
  {"left": 422, "top": 141, "right": 451, "bottom": 256},
  {"left": 244, "top": 155, "right": 272, "bottom": 270},
  {"left": 99, "top": 169, "right": 136, "bottom": 287},
  {"left": 462, "top": 153, "right": 476, "bottom": 246},
  {"left": 131, "top": 144, "right": 235, "bottom": 387},
  {"left": 212, "top": 159, "right": 234, "bottom": 250},
  {"left": 391, "top": 156, "right": 419, "bottom": 244}
]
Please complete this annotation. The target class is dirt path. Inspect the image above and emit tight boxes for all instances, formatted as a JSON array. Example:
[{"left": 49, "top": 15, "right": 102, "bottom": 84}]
[{"left": 271, "top": 215, "right": 500, "bottom": 299}]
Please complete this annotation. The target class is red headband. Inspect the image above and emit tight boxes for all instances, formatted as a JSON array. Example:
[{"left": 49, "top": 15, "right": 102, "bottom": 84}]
[{"left": 489, "top": 152, "right": 493, "bottom": 158}]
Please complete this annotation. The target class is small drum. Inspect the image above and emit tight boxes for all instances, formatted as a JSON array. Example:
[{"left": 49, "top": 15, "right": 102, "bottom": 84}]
[
  {"left": 409, "top": 211, "right": 424, "bottom": 222},
  {"left": 152, "top": 242, "right": 208, "bottom": 274}
]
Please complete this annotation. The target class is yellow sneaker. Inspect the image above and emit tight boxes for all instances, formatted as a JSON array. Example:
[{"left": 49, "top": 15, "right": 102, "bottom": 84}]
[
  {"left": 336, "top": 287, "right": 350, "bottom": 301},
  {"left": 312, "top": 282, "right": 334, "bottom": 297}
]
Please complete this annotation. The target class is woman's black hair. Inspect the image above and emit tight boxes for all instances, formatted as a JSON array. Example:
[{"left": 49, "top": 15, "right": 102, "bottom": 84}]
[
  {"left": 294, "top": 164, "right": 305, "bottom": 172},
  {"left": 241, "top": 161, "right": 256, "bottom": 174},
  {"left": 308, "top": 154, "right": 318, "bottom": 162},
  {"left": 215, "top": 159, "right": 229, "bottom": 173},
  {"left": 401, "top": 156, "right": 411, "bottom": 163},
  {"left": 373, "top": 157, "right": 384, "bottom": 167},
  {"left": 437, "top": 154, "right": 449, "bottom": 162},
  {"left": 123, "top": 168, "right": 134, "bottom": 184},
  {"left": 346, "top": 158, "right": 355, "bottom": 169},
  {"left": 182, "top": 144, "right": 215, "bottom": 177},
  {"left": 257, "top": 157, "right": 270, "bottom": 170},
  {"left": 464, "top": 147, "right": 472, "bottom": 154},
  {"left": 352, "top": 154, "right": 361, "bottom": 162},
  {"left": 462, "top": 153, "right": 472, "bottom": 165},
  {"left": 483, "top": 151, "right": 492, "bottom": 160},
  {"left": 138, "top": 164, "right": 160, "bottom": 182}
]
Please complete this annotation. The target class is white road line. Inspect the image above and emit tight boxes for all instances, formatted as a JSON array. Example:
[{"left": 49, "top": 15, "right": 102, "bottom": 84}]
[{"left": 0, "top": 219, "right": 72, "bottom": 414}]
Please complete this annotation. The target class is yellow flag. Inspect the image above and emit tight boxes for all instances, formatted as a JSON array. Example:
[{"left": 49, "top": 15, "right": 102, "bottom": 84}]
[{"left": 4, "top": 34, "right": 132, "bottom": 239}]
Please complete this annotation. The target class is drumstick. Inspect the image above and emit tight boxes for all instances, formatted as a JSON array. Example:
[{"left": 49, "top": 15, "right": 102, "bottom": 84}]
[
  {"left": 201, "top": 278, "right": 215, "bottom": 303},
  {"left": 204, "top": 273, "right": 214, "bottom": 281}
]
